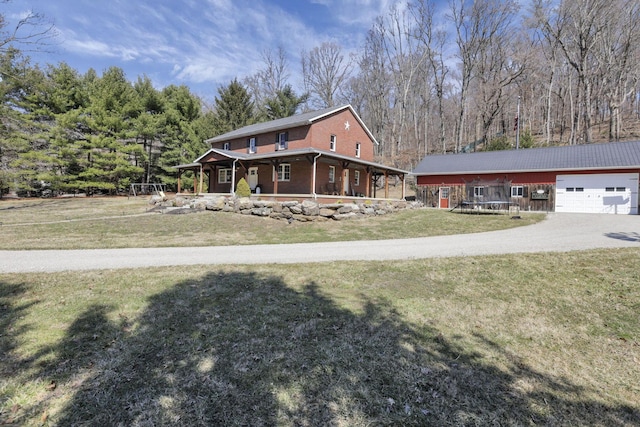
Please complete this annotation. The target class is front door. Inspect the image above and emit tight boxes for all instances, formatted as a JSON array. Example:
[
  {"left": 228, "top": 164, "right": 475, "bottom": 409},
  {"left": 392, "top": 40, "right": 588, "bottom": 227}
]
[
  {"left": 248, "top": 167, "right": 258, "bottom": 191},
  {"left": 439, "top": 187, "right": 450, "bottom": 209}
]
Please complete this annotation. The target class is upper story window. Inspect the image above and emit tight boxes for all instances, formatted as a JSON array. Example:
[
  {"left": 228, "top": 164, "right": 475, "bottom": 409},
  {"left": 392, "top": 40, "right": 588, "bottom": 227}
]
[
  {"left": 247, "top": 137, "right": 256, "bottom": 154},
  {"left": 328, "top": 166, "right": 336, "bottom": 183},
  {"left": 223, "top": 142, "right": 230, "bottom": 150},
  {"left": 355, "top": 142, "right": 361, "bottom": 158},
  {"left": 330, "top": 135, "right": 337, "bottom": 152},
  {"left": 276, "top": 132, "right": 288, "bottom": 151}
]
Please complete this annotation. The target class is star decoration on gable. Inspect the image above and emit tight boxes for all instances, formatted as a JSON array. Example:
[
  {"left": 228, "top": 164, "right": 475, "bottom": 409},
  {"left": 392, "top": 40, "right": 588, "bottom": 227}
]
[{"left": 345, "top": 121, "right": 350, "bottom": 130}]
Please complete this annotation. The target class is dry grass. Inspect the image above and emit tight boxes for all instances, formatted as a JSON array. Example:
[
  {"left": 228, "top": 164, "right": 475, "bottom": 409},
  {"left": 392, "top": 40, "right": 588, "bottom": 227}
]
[
  {"left": 0, "top": 196, "right": 544, "bottom": 250},
  {"left": 1, "top": 249, "right": 639, "bottom": 426}
]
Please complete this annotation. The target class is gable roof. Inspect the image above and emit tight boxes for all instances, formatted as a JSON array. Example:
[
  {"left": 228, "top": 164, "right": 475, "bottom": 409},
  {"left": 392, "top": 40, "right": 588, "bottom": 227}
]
[
  {"left": 412, "top": 140, "right": 640, "bottom": 176},
  {"left": 205, "top": 104, "right": 379, "bottom": 145}
]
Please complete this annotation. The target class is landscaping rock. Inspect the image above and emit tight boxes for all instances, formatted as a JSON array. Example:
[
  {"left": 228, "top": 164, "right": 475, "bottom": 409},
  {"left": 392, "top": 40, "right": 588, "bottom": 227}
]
[
  {"left": 333, "top": 212, "right": 358, "bottom": 221},
  {"left": 301, "top": 200, "right": 319, "bottom": 216},
  {"left": 319, "top": 207, "right": 336, "bottom": 217},
  {"left": 251, "top": 207, "right": 272, "bottom": 217},
  {"left": 169, "top": 195, "right": 423, "bottom": 221}
]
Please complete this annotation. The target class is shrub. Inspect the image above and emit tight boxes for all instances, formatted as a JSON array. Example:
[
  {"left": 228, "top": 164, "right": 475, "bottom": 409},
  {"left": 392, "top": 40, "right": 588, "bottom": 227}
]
[{"left": 236, "top": 177, "right": 251, "bottom": 197}]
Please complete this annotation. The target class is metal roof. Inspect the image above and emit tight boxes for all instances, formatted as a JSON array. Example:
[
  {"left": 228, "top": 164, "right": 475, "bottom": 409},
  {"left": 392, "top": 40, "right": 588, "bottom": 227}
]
[
  {"left": 411, "top": 140, "right": 640, "bottom": 175},
  {"left": 194, "top": 147, "right": 408, "bottom": 175},
  {"left": 205, "top": 104, "right": 379, "bottom": 145}
]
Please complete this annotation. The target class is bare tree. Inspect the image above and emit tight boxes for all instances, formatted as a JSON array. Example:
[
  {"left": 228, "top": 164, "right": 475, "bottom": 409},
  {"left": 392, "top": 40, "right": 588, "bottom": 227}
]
[
  {"left": 244, "top": 46, "right": 290, "bottom": 110},
  {"left": 593, "top": 0, "right": 640, "bottom": 140},
  {"left": 301, "top": 41, "right": 354, "bottom": 108},
  {"left": 357, "top": 26, "right": 392, "bottom": 157},
  {"left": 534, "top": 0, "right": 613, "bottom": 144},
  {"left": 0, "top": 3, "right": 58, "bottom": 53},
  {"left": 410, "top": 0, "right": 450, "bottom": 153}
]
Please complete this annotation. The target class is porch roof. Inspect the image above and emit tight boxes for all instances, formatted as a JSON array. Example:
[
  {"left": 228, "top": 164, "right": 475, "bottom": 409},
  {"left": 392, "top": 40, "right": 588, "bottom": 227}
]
[{"left": 194, "top": 147, "right": 409, "bottom": 176}]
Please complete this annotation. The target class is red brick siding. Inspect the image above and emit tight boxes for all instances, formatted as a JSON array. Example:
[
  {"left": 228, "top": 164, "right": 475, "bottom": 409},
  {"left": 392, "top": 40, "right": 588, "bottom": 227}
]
[
  {"left": 208, "top": 109, "right": 376, "bottom": 162},
  {"left": 310, "top": 109, "right": 375, "bottom": 161}
]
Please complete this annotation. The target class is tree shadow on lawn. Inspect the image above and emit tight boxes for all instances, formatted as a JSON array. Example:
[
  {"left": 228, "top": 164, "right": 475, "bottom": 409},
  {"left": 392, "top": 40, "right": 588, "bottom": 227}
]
[{"left": 4, "top": 273, "right": 639, "bottom": 425}]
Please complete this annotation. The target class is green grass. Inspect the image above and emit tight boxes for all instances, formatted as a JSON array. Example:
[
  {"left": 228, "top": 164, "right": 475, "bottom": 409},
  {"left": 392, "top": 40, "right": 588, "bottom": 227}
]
[
  {"left": 0, "top": 196, "right": 544, "bottom": 249},
  {"left": 1, "top": 249, "right": 639, "bottom": 425},
  {"left": 1, "top": 196, "right": 637, "bottom": 425}
]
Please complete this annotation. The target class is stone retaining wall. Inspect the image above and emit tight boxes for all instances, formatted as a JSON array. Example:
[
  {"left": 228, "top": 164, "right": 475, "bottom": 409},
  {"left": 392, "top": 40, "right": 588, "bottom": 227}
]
[{"left": 153, "top": 195, "right": 424, "bottom": 221}]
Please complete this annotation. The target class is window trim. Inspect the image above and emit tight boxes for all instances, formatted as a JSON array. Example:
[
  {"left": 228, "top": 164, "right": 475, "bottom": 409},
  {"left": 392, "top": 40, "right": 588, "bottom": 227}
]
[
  {"left": 273, "top": 163, "right": 291, "bottom": 182},
  {"left": 276, "top": 132, "right": 288, "bottom": 151},
  {"left": 330, "top": 134, "right": 337, "bottom": 152},
  {"left": 474, "top": 186, "right": 484, "bottom": 198},
  {"left": 328, "top": 165, "right": 335, "bottom": 183},
  {"left": 355, "top": 142, "right": 361, "bottom": 158},
  {"left": 248, "top": 137, "right": 256, "bottom": 154},
  {"left": 354, "top": 170, "right": 360, "bottom": 186},
  {"left": 218, "top": 168, "right": 232, "bottom": 184},
  {"left": 511, "top": 185, "right": 524, "bottom": 198}
]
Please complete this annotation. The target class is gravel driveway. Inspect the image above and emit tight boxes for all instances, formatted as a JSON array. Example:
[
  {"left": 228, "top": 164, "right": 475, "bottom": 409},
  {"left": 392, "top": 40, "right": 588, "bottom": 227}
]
[{"left": 0, "top": 213, "right": 638, "bottom": 273}]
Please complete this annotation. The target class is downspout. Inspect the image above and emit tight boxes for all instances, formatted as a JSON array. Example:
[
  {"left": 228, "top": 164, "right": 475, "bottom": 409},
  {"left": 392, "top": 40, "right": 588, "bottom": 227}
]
[
  {"left": 230, "top": 158, "right": 238, "bottom": 196},
  {"left": 311, "top": 153, "right": 322, "bottom": 199}
]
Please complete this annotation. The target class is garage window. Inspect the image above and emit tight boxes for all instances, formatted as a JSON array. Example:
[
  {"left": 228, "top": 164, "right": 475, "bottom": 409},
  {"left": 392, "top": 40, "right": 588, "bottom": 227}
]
[{"left": 616, "top": 187, "right": 626, "bottom": 192}]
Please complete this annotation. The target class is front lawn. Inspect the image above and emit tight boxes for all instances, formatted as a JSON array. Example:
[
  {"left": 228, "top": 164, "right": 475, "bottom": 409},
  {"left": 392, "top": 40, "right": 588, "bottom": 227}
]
[
  {"left": 0, "top": 197, "right": 544, "bottom": 249},
  {"left": 1, "top": 249, "right": 638, "bottom": 425}
]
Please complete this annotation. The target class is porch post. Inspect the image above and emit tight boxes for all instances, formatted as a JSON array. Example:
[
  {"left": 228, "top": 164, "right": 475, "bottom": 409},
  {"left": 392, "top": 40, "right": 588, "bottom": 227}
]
[
  {"left": 271, "top": 160, "right": 280, "bottom": 195},
  {"left": 366, "top": 168, "right": 371, "bottom": 197},
  {"left": 199, "top": 164, "right": 204, "bottom": 194},
  {"left": 193, "top": 174, "right": 197, "bottom": 194},
  {"left": 401, "top": 174, "right": 406, "bottom": 200},
  {"left": 384, "top": 171, "right": 389, "bottom": 198},
  {"left": 177, "top": 170, "right": 182, "bottom": 194}
]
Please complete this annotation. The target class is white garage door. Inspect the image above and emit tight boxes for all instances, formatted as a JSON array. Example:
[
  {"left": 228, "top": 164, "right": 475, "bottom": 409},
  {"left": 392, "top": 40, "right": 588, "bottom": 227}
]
[{"left": 555, "top": 173, "right": 638, "bottom": 214}]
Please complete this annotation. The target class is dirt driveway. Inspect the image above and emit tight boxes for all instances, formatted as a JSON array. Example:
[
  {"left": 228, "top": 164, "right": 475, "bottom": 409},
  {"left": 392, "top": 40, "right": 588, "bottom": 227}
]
[{"left": 0, "top": 213, "right": 638, "bottom": 273}]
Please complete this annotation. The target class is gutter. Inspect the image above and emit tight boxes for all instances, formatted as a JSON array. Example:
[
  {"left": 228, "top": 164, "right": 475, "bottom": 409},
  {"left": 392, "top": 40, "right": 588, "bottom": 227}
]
[
  {"left": 230, "top": 158, "right": 238, "bottom": 196},
  {"left": 311, "top": 152, "right": 322, "bottom": 199}
]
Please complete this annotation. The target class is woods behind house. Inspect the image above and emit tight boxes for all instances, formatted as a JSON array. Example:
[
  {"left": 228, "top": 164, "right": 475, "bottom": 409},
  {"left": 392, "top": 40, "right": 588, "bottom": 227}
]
[{"left": 2, "top": 0, "right": 640, "bottom": 196}]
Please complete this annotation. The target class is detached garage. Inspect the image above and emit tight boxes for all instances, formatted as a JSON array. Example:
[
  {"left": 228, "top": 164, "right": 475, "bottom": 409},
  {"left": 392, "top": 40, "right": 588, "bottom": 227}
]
[{"left": 412, "top": 140, "right": 640, "bottom": 215}]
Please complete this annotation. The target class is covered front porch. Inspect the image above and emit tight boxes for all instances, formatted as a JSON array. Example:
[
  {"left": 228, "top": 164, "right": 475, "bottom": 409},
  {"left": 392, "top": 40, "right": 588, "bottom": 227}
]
[{"left": 174, "top": 148, "right": 409, "bottom": 201}]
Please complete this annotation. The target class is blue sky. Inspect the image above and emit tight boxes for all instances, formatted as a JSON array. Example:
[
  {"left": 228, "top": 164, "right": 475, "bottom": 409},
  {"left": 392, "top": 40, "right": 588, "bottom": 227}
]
[{"left": 4, "top": 0, "right": 397, "bottom": 102}]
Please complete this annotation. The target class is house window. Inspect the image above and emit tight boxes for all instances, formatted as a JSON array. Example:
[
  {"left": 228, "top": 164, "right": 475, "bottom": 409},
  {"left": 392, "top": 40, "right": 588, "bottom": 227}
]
[
  {"left": 276, "top": 132, "right": 288, "bottom": 150},
  {"left": 273, "top": 163, "right": 291, "bottom": 181},
  {"left": 355, "top": 142, "right": 361, "bottom": 158},
  {"left": 474, "top": 186, "right": 484, "bottom": 198},
  {"left": 354, "top": 170, "right": 360, "bottom": 186},
  {"left": 218, "top": 168, "right": 232, "bottom": 183},
  {"left": 330, "top": 135, "right": 337, "bottom": 152},
  {"left": 511, "top": 186, "right": 524, "bottom": 197},
  {"left": 606, "top": 187, "right": 615, "bottom": 192},
  {"left": 329, "top": 166, "right": 335, "bottom": 183},
  {"left": 248, "top": 137, "right": 256, "bottom": 154},
  {"left": 616, "top": 187, "right": 626, "bottom": 192},
  {"left": 223, "top": 142, "right": 230, "bottom": 150}
]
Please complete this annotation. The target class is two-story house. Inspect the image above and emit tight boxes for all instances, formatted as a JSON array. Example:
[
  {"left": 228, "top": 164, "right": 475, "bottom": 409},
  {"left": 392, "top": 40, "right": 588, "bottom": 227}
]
[{"left": 175, "top": 104, "right": 408, "bottom": 200}]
